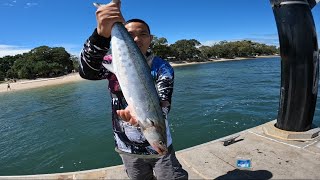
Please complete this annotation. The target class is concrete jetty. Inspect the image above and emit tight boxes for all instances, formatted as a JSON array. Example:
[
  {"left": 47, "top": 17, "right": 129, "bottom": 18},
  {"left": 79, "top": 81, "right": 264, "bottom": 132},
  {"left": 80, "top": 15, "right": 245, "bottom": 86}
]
[{"left": 1, "top": 120, "right": 319, "bottom": 179}]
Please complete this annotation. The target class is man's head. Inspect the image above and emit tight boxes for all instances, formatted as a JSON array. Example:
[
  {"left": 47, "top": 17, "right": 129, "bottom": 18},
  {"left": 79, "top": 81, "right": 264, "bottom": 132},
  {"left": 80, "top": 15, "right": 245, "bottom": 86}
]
[{"left": 124, "top": 19, "right": 153, "bottom": 55}]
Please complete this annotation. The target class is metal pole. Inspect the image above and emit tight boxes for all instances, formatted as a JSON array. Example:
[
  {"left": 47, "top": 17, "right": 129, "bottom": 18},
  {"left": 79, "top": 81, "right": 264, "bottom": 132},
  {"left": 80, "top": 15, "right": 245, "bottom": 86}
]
[{"left": 270, "top": 0, "right": 319, "bottom": 131}]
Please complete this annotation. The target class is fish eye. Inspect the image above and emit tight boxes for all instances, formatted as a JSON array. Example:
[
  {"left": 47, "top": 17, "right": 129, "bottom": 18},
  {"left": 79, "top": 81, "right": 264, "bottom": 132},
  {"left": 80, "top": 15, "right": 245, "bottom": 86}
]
[{"left": 159, "top": 141, "right": 164, "bottom": 145}]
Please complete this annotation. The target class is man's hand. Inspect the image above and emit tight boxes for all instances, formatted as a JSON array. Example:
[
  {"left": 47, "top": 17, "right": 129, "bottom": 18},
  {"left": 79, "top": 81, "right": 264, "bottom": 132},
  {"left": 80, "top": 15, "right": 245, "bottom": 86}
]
[
  {"left": 117, "top": 101, "right": 170, "bottom": 126},
  {"left": 95, "top": 2, "right": 125, "bottom": 38},
  {"left": 117, "top": 106, "right": 138, "bottom": 126}
]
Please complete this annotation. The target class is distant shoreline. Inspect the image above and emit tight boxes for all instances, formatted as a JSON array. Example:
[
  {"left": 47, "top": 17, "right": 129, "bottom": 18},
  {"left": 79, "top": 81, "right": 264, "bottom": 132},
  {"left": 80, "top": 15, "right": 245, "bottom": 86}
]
[
  {"left": 0, "top": 55, "right": 279, "bottom": 94},
  {"left": 170, "top": 55, "right": 280, "bottom": 67}
]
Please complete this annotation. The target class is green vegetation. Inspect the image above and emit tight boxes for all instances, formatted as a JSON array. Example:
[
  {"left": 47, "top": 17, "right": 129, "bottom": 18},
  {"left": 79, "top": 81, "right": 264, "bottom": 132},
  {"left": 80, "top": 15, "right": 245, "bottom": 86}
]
[
  {"left": 152, "top": 37, "right": 279, "bottom": 61},
  {"left": 0, "top": 46, "right": 79, "bottom": 81},
  {"left": 0, "top": 38, "right": 278, "bottom": 81}
]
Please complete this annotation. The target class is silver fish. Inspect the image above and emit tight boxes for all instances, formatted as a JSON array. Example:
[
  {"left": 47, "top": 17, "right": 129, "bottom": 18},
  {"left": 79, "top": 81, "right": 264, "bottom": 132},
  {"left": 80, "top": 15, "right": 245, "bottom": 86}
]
[{"left": 94, "top": 1, "right": 168, "bottom": 155}]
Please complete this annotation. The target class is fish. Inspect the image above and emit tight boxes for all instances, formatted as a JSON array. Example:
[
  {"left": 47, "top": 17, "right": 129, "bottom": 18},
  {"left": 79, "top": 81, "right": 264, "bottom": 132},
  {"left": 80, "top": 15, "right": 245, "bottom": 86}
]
[{"left": 93, "top": 1, "right": 168, "bottom": 155}]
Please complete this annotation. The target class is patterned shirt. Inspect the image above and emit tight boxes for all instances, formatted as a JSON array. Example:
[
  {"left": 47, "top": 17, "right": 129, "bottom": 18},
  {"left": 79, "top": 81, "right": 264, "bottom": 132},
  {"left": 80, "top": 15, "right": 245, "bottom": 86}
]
[{"left": 79, "top": 29, "right": 174, "bottom": 155}]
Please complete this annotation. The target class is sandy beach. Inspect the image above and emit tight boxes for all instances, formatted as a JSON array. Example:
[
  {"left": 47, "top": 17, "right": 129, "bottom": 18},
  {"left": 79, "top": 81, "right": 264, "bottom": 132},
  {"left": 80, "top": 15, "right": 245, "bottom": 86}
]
[
  {"left": 169, "top": 55, "right": 279, "bottom": 66},
  {"left": 0, "top": 55, "right": 279, "bottom": 94},
  {"left": 0, "top": 73, "right": 84, "bottom": 93}
]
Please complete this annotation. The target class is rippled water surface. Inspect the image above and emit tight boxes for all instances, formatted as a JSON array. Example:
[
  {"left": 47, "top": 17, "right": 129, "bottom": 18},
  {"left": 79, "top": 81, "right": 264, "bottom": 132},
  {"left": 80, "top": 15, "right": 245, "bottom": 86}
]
[{"left": 0, "top": 57, "right": 319, "bottom": 175}]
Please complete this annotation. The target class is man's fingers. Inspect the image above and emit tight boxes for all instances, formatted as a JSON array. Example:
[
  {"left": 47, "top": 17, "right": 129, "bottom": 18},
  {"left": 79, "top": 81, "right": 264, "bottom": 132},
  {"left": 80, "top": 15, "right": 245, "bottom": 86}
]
[
  {"left": 116, "top": 110, "right": 126, "bottom": 121},
  {"left": 116, "top": 109, "right": 131, "bottom": 122},
  {"left": 95, "top": 4, "right": 125, "bottom": 25},
  {"left": 131, "top": 118, "right": 139, "bottom": 127},
  {"left": 116, "top": 109, "right": 139, "bottom": 126},
  {"left": 124, "top": 110, "right": 131, "bottom": 121}
]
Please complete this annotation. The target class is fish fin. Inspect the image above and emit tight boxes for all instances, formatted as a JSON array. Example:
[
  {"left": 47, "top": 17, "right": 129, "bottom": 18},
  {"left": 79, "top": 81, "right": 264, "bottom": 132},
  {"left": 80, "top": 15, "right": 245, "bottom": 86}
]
[{"left": 102, "top": 62, "right": 115, "bottom": 74}]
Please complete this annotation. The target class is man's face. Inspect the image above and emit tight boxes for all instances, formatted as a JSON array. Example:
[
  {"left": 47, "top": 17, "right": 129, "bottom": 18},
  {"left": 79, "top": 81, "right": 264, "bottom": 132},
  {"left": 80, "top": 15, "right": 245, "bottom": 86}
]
[{"left": 125, "top": 22, "right": 153, "bottom": 55}]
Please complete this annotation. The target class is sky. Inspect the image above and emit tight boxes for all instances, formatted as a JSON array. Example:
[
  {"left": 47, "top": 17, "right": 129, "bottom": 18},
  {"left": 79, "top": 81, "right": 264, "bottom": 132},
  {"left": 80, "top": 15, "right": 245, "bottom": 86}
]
[{"left": 1, "top": 0, "right": 320, "bottom": 57}]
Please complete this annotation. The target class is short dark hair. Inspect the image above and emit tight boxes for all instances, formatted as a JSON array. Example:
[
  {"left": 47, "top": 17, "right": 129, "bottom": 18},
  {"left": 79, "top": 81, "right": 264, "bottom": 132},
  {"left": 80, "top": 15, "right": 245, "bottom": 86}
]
[{"left": 125, "top": 19, "right": 151, "bottom": 34}]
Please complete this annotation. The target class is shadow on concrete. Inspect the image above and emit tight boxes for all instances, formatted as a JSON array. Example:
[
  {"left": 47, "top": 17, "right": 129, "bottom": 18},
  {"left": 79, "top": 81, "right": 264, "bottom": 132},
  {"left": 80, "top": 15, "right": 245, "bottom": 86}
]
[{"left": 215, "top": 169, "right": 273, "bottom": 180}]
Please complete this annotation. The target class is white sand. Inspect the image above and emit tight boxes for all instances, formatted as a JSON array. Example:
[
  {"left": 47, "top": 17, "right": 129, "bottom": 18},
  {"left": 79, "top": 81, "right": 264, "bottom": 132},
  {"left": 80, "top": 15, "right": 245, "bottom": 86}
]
[
  {"left": 0, "top": 73, "right": 84, "bottom": 93},
  {"left": 169, "top": 55, "right": 279, "bottom": 66}
]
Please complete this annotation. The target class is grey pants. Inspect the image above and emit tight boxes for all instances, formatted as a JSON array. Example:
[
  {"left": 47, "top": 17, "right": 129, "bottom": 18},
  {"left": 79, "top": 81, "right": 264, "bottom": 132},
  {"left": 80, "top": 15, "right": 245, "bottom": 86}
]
[{"left": 120, "top": 146, "right": 188, "bottom": 180}]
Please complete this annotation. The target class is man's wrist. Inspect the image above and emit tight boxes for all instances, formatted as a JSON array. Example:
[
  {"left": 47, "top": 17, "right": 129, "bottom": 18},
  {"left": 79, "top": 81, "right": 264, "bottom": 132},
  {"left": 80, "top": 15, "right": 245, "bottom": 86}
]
[{"left": 89, "top": 28, "right": 111, "bottom": 48}]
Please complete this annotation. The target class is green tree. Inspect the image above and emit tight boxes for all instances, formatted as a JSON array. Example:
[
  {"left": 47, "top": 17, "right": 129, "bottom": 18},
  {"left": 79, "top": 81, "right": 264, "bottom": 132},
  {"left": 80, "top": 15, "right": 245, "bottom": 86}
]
[
  {"left": 50, "top": 47, "right": 73, "bottom": 74},
  {"left": 5, "top": 46, "right": 74, "bottom": 79},
  {"left": 200, "top": 40, "right": 278, "bottom": 59},
  {"left": 198, "top": 45, "right": 212, "bottom": 59},
  {"left": 217, "top": 41, "right": 236, "bottom": 59},
  {"left": 151, "top": 36, "right": 173, "bottom": 59},
  {"left": 10, "top": 56, "right": 35, "bottom": 79},
  {"left": 0, "top": 70, "right": 4, "bottom": 81},
  {"left": 0, "top": 54, "right": 21, "bottom": 79},
  {"left": 170, "top": 39, "right": 202, "bottom": 61},
  {"left": 70, "top": 55, "right": 79, "bottom": 72}
]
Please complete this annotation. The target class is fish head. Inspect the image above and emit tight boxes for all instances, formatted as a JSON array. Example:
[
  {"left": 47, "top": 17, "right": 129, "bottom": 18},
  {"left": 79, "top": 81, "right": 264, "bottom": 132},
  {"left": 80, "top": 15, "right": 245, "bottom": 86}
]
[
  {"left": 151, "top": 140, "right": 168, "bottom": 155},
  {"left": 141, "top": 120, "right": 168, "bottom": 155}
]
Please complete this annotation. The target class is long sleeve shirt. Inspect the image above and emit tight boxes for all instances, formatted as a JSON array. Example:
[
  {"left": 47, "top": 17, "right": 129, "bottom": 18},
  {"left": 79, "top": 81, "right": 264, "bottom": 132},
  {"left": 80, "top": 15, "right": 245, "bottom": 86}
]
[{"left": 79, "top": 29, "right": 174, "bottom": 155}]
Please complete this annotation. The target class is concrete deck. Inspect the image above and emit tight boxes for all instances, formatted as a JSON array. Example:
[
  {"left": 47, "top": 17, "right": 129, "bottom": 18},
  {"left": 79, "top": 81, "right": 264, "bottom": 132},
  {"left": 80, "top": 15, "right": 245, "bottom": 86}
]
[{"left": 1, "top": 120, "right": 320, "bottom": 179}]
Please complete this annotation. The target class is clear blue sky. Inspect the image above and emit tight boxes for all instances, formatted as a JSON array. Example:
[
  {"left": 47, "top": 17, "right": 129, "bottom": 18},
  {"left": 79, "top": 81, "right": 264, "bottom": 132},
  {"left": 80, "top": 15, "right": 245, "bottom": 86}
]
[{"left": 1, "top": 0, "right": 320, "bottom": 57}]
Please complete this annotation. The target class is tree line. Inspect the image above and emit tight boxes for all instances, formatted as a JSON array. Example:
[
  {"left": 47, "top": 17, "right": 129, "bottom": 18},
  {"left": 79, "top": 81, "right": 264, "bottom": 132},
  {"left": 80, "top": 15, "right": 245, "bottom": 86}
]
[
  {"left": 0, "top": 38, "right": 278, "bottom": 81},
  {"left": 152, "top": 37, "right": 279, "bottom": 61},
  {"left": 0, "top": 46, "right": 79, "bottom": 81}
]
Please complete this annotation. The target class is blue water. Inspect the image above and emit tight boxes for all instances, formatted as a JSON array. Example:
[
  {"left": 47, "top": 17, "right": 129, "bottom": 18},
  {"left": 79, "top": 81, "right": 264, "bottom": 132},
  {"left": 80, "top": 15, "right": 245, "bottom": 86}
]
[{"left": 0, "top": 57, "right": 319, "bottom": 175}]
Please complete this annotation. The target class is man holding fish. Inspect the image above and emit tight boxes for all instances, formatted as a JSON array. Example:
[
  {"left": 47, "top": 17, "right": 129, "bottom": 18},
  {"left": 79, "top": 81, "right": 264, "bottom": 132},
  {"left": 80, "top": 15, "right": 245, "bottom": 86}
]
[{"left": 79, "top": 1, "right": 188, "bottom": 179}]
